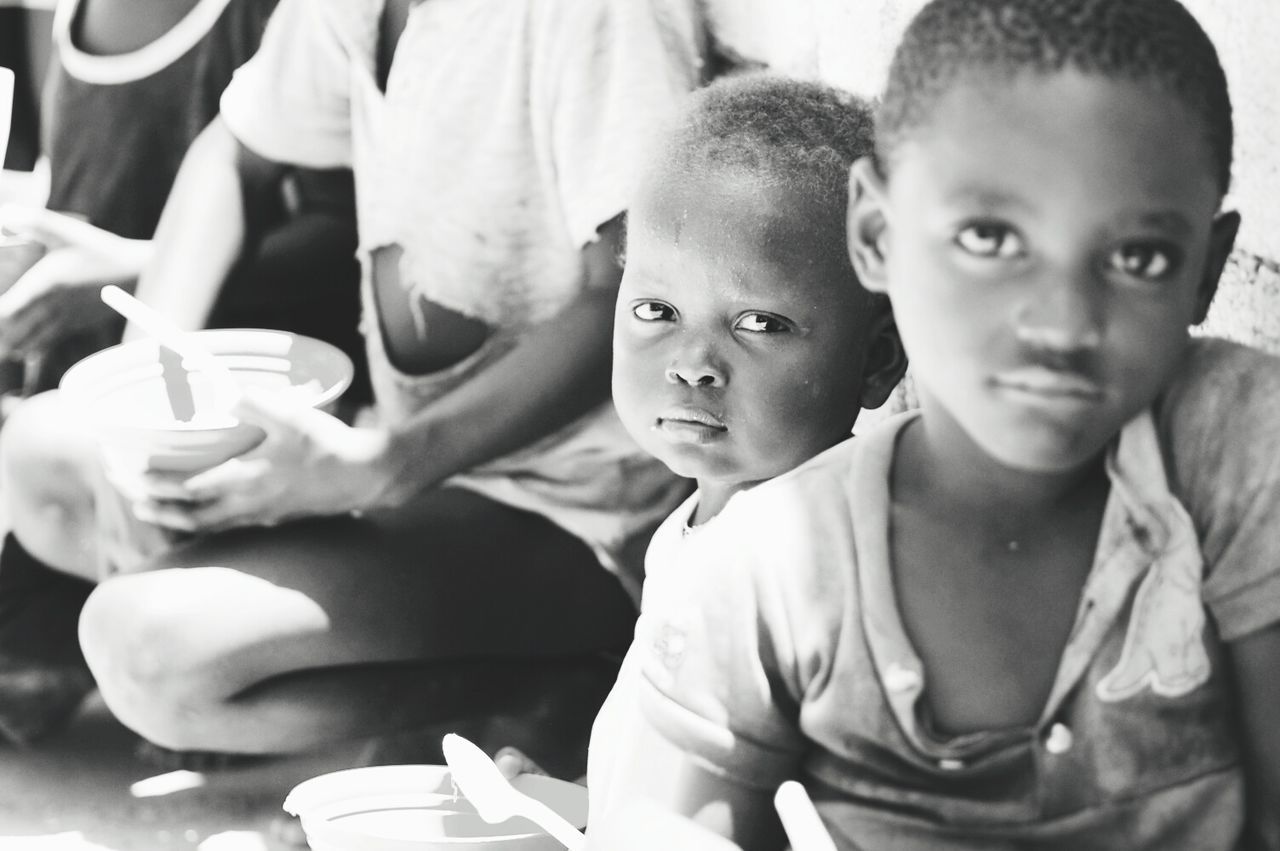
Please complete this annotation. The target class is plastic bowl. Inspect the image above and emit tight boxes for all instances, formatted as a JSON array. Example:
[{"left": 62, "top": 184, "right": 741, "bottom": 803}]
[
  {"left": 59, "top": 328, "right": 353, "bottom": 475},
  {"left": 284, "top": 764, "right": 588, "bottom": 851}
]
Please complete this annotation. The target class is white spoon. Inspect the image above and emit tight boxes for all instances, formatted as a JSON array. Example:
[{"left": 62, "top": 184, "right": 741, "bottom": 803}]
[
  {"left": 441, "top": 733, "right": 585, "bottom": 851},
  {"left": 774, "top": 781, "right": 837, "bottom": 851},
  {"left": 100, "top": 285, "right": 241, "bottom": 409}
]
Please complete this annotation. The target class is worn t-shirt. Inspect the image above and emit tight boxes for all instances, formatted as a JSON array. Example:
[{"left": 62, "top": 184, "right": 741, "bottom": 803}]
[
  {"left": 218, "top": 0, "right": 705, "bottom": 597},
  {"left": 590, "top": 337, "right": 1280, "bottom": 849}
]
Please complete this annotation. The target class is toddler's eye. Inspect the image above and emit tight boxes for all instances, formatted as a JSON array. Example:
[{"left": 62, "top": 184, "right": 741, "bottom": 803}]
[
  {"left": 632, "top": 301, "right": 675, "bottom": 322},
  {"left": 1108, "top": 244, "right": 1175, "bottom": 280},
  {"left": 955, "top": 224, "right": 1024, "bottom": 259},
  {"left": 734, "top": 313, "right": 790, "bottom": 333}
]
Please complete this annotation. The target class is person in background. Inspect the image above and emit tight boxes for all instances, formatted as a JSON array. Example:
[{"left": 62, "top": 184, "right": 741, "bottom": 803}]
[
  {"left": 585, "top": 74, "right": 905, "bottom": 847},
  {"left": 589, "top": 1, "right": 1280, "bottom": 847},
  {"left": 0, "top": 0, "right": 371, "bottom": 748},
  {"left": 0, "top": 0, "right": 705, "bottom": 779}
]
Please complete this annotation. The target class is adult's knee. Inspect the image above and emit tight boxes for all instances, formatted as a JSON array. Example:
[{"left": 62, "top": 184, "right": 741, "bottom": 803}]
[
  {"left": 1, "top": 391, "right": 100, "bottom": 573},
  {"left": 79, "top": 575, "right": 218, "bottom": 749}
]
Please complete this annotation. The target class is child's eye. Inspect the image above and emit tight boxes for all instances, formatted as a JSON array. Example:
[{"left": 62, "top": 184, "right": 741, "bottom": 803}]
[
  {"left": 632, "top": 301, "right": 675, "bottom": 322},
  {"left": 1108, "top": 244, "right": 1176, "bottom": 281},
  {"left": 734, "top": 313, "right": 790, "bottom": 333},
  {"left": 955, "top": 223, "right": 1024, "bottom": 259}
]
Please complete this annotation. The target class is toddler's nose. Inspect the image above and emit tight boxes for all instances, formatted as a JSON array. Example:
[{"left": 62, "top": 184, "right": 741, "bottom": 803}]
[{"left": 665, "top": 361, "right": 725, "bottom": 388}]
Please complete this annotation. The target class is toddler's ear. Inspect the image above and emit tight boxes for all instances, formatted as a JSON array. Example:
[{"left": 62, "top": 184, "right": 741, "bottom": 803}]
[
  {"left": 848, "top": 157, "right": 891, "bottom": 294},
  {"left": 1192, "top": 210, "right": 1240, "bottom": 326},
  {"left": 858, "top": 310, "right": 908, "bottom": 411}
]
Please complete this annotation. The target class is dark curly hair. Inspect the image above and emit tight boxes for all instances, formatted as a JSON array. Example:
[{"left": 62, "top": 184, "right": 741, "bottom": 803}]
[{"left": 877, "top": 0, "right": 1232, "bottom": 194}]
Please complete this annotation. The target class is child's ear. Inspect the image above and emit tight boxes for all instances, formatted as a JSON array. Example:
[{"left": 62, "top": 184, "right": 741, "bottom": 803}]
[
  {"left": 1192, "top": 210, "right": 1240, "bottom": 325},
  {"left": 857, "top": 308, "right": 909, "bottom": 410},
  {"left": 848, "top": 157, "right": 891, "bottom": 294}
]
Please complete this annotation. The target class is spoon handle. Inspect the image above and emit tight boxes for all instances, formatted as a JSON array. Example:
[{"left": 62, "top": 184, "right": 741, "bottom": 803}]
[
  {"left": 518, "top": 796, "right": 585, "bottom": 851},
  {"left": 774, "top": 781, "right": 836, "bottom": 851}
]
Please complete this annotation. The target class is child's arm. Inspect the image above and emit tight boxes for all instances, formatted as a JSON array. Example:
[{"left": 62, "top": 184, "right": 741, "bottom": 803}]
[
  {"left": 600, "top": 720, "right": 789, "bottom": 851},
  {"left": 128, "top": 117, "right": 281, "bottom": 336},
  {"left": 1228, "top": 625, "right": 1280, "bottom": 849},
  {"left": 373, "top": 219, "right": 623, "bottom": 500}
]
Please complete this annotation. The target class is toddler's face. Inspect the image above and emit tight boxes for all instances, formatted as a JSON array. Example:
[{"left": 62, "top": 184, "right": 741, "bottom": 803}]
[
  {"left": 854, "top": 70, "right": 1235, "bottom": 473},
  {"left": 613, "top": 168, "right": 876, "bottom": 514}
]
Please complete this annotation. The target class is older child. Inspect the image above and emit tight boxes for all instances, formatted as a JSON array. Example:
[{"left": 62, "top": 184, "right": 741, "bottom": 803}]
[
  {"left": 586, "top": 75, "right": 906, "bottom": 844},
  {"left": 587, "top": 1, "right": 1280, "bottom": 848}
]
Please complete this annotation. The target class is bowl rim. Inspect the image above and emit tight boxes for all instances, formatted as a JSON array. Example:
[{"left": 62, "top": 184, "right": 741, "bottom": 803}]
[
  {"left": 59, "top": 328, "right": 354, "bottom": 433},
  {"left": 284, "top": 764, "right": 587, "bottom": 848}
]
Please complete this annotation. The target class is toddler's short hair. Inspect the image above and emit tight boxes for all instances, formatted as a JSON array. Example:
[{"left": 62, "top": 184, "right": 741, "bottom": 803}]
[
  {"left": 651, "top": 74, "right": 882, "bottom": 305},
  {"left": 660, "top": 74, "right": 877, "bottom": 210},
  {"left": 877, "top": 0, "right": 1232, "bottom": 194}
]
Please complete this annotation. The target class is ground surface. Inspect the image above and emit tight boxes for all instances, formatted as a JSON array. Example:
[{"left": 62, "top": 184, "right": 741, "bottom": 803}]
[{"left": 0, "top": 693, "right": 371, "bottom": 851}]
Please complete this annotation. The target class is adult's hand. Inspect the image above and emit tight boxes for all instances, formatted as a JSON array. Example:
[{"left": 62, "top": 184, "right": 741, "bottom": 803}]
[
  {"left": 122, "top": 387, "right": 396, "bottom": 534},
  {"left": 0, "top": 204, "right": 151, "bottom": 358}
]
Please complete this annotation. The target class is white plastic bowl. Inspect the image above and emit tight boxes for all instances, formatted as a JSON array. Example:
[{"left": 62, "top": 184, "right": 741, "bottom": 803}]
[
  {"left": 284, "top": 765, "right": 588, "bottom": 851},
  {"left": 60, "top": 328, "right": 353, "bottom": 475}
]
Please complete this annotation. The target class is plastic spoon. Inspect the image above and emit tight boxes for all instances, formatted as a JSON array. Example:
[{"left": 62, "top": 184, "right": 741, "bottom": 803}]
[
  {"left": 774, "top": 781, "right": 837, "bottom": 851},
  {"left": 100, "top": 285, "right": 241, "bottom": 409},
  {"left": 441, "top": 733, "right": 586, "bottom": 851}
]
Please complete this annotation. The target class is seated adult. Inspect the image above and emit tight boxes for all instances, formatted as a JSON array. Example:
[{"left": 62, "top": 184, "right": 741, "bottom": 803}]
[{"left": 0, "top": 0, "right": 704, "bottom": 774}]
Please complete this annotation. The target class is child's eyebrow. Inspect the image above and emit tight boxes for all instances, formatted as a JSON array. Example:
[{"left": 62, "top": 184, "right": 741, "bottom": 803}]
[
  {"left": 1116, "top": 210, "right": 1194, "bottom": 237},
  {"left": 941, "top": 185, "right": 1033, "bottom": 213}
]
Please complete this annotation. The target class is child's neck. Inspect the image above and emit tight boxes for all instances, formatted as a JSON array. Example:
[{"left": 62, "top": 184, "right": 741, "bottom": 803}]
[
  {"left": 899, "top": 406, "right": 1106, "bottom": 521},
  {"left": 691, "top": 483, "right": 739, "bottom": 526}
]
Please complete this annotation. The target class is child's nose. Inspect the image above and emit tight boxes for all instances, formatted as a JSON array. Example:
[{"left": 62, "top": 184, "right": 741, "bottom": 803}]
[
  {"left": 1014, "top": 275, "right": 1104, "bottom": 352},
  {"left": 665, "top": 353, "right": 726, "bottom": 388}
]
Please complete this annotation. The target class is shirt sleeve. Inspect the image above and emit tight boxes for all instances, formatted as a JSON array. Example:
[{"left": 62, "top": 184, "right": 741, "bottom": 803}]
[
  {"left": 1160, "top": 337, "right": 1280, "bottom": 641},
  {"left": 218, "top": 0, "right": 355, "bottom": 168},
  {"left": 531, "top": 0, "right": 705, "bottom": 250},
  {"left": 629, "top": 506, "right": 813, "bottom": 791}
]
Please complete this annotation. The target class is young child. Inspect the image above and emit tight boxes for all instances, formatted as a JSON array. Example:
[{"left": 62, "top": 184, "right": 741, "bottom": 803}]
[
  {"left": 587, "top": 1, "right": 1280, "bottom": 849},
  {"left": 586, "top": 75, "right": 907, "bottom": 845}
]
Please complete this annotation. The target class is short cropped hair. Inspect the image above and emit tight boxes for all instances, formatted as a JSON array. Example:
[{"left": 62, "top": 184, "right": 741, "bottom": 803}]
[
  {"left": 658, "top": 74, "right": 877, "bottom": 210},
  {"left": 647, "top": 74, "right": 884, "bottom": 307},
  {"left": 877, "top": 0, "right": 1233, "bottom": 194}
]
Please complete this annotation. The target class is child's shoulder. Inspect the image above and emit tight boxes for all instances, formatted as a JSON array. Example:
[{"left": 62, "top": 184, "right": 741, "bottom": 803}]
[
  {"left": 1159, "top": 336, "right": 1280, "bottom": 451},
  {"left": 719, "top": 422, "right": 901, "bottom": 567}
]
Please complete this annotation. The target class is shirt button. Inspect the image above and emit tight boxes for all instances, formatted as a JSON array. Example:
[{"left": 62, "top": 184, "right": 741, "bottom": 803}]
[
  {"left": 1045, "top": 723, "right": 1073, "bottom": 755},
  {"left": 884, "top": 662, "right": 922, "bottom": 694},
  {"left": 938, "top": 757, "right": 965, "bottom": 771}
]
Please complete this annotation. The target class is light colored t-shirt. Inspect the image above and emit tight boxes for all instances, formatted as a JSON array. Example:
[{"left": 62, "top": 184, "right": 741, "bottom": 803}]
[
  {"left": 218, "top": 0, "right": 705, "bottom": 597},
  {"left": 590, "top": 337, "right": 1280, "bottom": 848}
]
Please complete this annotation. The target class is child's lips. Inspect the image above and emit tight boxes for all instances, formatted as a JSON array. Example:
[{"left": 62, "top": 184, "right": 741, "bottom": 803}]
[
  {"left": 654, "top": 406, "right": 727, "bottom": 443},
  {"left": 992, "top": 367, "right": 1105, "bottom": 400},
  {"left": 656, "top": 406, "right": 727, "bottom": 429}
]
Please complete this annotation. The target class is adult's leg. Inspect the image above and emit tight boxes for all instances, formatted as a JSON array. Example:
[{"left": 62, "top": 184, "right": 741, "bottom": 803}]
[
  {"left": 79, "top": 486, "right": 637, "bottom": 755},
  {"left": 0, "top": 392, "right": 100, "bottom": 742},
  {"left": 0, "top": 390, "right": 103, "bottom": 581}
]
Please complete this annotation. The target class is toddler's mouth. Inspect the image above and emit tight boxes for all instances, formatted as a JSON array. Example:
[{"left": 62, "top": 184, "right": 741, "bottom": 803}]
[{"left": 656, "top": 406, "right": 727, "bottom": 430}]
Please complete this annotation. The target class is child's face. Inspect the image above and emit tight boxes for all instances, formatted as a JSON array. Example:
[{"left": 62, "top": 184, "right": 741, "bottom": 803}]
[
  {"left": 851, "top": 70, "right": 1238, "bottom": 473},
  {"left": 614, "top": 167, "right": 894, "bottom": 514}
]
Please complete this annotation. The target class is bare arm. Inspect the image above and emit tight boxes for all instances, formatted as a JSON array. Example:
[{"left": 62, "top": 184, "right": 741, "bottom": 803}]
[
  {"left": 1229, "top": 623, "right": 1280, "bottom": 850},
  {"left": 128, "top": 117, "right": 285, "bottom": 338},
  {"left": 374, "top": 217, "right": 625, "bottom": 504},
  {"left": 632, "top": 735, "right": 787, "bottom": 851},
  {"left": 133, "top": 216, "right": 629, "bottom": 531}
]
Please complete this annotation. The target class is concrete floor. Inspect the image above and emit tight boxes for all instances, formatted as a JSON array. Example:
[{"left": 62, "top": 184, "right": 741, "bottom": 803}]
[{"left": 0, "top": 693, "right": 372, "bottom": 851}]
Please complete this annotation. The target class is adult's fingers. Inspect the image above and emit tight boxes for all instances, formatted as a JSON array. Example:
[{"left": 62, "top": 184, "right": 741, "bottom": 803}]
[{"left": 132, "top": 491, "right": 258, "bottom": 534}]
